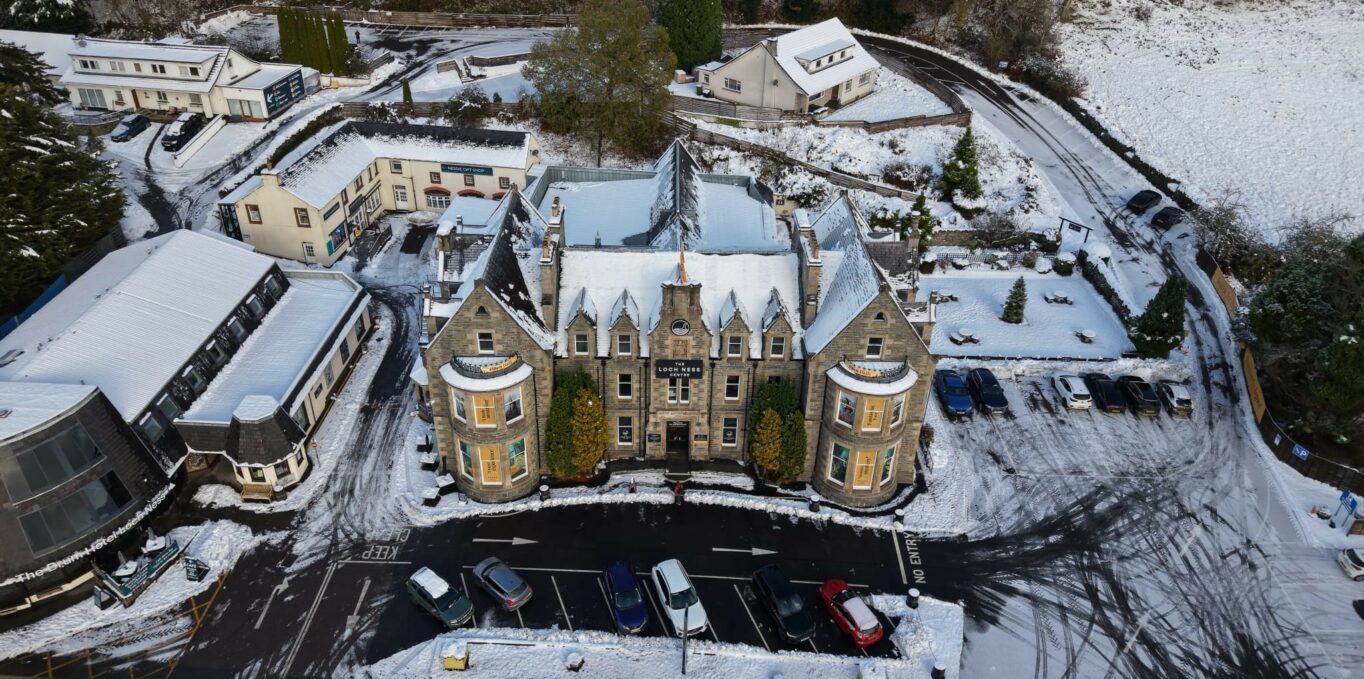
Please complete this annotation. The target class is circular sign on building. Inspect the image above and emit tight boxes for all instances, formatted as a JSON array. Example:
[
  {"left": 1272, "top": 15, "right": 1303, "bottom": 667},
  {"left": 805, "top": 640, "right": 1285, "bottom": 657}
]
[{"left": 670, "top": 319, "right": 691, "bottom": 336}]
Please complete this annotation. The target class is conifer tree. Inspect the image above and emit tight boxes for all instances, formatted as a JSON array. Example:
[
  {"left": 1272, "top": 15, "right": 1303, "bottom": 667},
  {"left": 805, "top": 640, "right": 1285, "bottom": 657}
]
[
  {"left": 545, "top": 370, "right": 595, "bottom": 478},
  {"left": 0, "top": 41, "right": 61, "bottom": 104},
  {"left": 1128, "top": 274, "right": 1187, "bottom": 357},
  {"left": 941, "top": 127, "right": 983, "bottom": 206},
  {"left": 751, "top": 408, "right": 784, "bottom": 478},
  {"left": 1002, "top": 277, "right": 1027, "bottom": 324},
  {"left": 778, "top": 413, "right": 807, "bottom": 483},
  {"left": 327, "top": 14, "right": 350, "bottom": 76},
  {"left": 738, "top": 0, "right": 761, "bottom": 23},
  {"left": 570, "top": 388, "right": 609, "bottom": 476},
  {"left": 402, "top": 78, "right": 413, "bottom": 104},
  {"left": 656, "top": 0, "right": 723, "bottom": 71},
  {"left": 1312, "top": 308, "right": 1364, "bottom": 415}
]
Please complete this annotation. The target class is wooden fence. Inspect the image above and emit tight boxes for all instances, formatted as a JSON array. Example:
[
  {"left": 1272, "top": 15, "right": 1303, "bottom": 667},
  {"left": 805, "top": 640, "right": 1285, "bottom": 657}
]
[
  {"left": 201, "top": 4, "right": 575, "bottom": 28},
  {"left": 337, "top": 101, "right": 522, "bottom": 119}
]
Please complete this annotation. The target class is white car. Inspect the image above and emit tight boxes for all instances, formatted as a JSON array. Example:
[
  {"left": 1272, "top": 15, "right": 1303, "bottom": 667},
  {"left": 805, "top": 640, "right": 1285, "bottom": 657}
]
[
  {"left": 1339, "top": 548, "right": 1364, "bottom": 581},
  {"left": 1053, "top": 374, "right": 1093, "bottom": 410},
  {"left": 651, "top": 559, "right": 708, "bottom": 636}
]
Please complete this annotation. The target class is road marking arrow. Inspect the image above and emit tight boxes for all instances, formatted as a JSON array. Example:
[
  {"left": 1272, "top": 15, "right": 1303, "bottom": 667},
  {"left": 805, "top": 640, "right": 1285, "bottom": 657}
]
[
  {"left": 254, "top": 576, "right": 289, "bottom": 630},
  {"left": 344, "top": 577, "right": 372, "bottom": 634},
  {"left": 711, "top": 547, "right": 777, "bottom": 556},
  {"left": 471, "top": 537, "right": 539, "bottom": 546}
]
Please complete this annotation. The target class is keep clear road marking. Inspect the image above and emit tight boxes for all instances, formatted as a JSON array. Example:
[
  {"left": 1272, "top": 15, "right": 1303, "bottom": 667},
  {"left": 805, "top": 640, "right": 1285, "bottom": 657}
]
[
  {"left": 551, "top": 575, "right": 573, "bottom": 632},
  {"left": 732, "top": 583, "right": 771, "bottom": 652},
  {"left": 254, "top": 576, "right": 290, "bottom": 630},
  {"left": 459, "top": 572, "right": 479, "bottom": 627}
]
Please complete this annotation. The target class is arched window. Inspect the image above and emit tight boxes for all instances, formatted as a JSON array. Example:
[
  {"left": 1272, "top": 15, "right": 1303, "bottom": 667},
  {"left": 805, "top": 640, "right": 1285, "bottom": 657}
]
[
  {"left": 458, "top": 189, "right": 485, "bottom": 198},
  {"left": 874, "top": 311, "right": 887, "bottom": 322},
  {"left": 424, "top": 187, "right": 451, "bottom": 209}
]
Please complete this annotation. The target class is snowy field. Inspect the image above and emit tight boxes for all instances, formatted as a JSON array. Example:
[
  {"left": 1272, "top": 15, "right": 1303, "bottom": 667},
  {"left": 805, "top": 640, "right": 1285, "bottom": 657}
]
[
  {"left": 400, "top": 61, "right": 533, "bottom": 103},
  {"left": 1058, "top": 0, "right": 1364, "bottom": 238},
  {"left": 925, "top": 270, "right": 1133, "bottom": 359},
  {"left": 824, "top": 70, "right": 952, "bottom": 122}
]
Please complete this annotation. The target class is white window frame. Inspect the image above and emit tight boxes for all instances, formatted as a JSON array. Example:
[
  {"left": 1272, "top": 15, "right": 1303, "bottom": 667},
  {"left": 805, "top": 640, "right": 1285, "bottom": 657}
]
[
  {"left": 458, "top": 440, "right": 473, "bottom": 479},
  {"left": 617, "top": 416, "right": 633, "bottom": 446},
  {"left": 477, "top": 332, "right": 494, "bottom": 354},
  {"left": 617, "top": 334, "right": 632, "bottom": 356},
  {"left": 724, "top": 375, "right": 740, "bottom": 400},
  {"left": 667, "top": 377, "right": 691, "bottom": 404},
  {"left": 723, "top": 77, "right": 742, "bottom": 92},
  {"left": 866, "top": 337, "right": 884, "bottom": 358},
  {"left": 880, "top": 445, "right": 897, "bottom": 485},
  {"left": 890, "top": 394, "right": 905, "bottom": 427},
  {"left": 722, "top": 417, "right": 738, "bottom": 447},
  {"left": 452, "top": 390, "right": 467, "bottom": 422},
  {"left": 617, "top": 373, "right": 632, "bottom": 400},
  {"left": 508, "top": 439, "right": 528, "bottom": 481},
  {"left": 390, "top": 160, "right": 403, "bottom": 173},
  {"left": 503, "top": 388, "right": 523, "bottom": 424},
  {"left": 827, "top": 443, "right": 850, "bottom": 485},
  {"left": 770, "top": 336, "right": 785, "bottom": 358},
  {"left": 575, "top": 334, "right": 590, "bottom": 356},
  {"left": 728, "top": 335, "right": 743, "bottom": 357},
  {"left": 836, "top": 391, "right": 855, "bottom": 427}
]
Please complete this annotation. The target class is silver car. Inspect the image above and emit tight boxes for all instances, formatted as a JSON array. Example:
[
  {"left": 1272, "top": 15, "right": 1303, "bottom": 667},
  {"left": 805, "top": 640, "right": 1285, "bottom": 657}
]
[{"left": 472, "top": 557, "right": 533, "bottom": 611}]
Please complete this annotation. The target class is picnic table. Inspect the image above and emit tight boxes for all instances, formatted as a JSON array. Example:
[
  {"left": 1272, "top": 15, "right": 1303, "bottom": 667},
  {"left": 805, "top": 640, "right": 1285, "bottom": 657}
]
[
  {"left": 435, "top": 473, "right": 458, "bottom": 495},
  {"left": 1076, "top": 329, "right": 1097, "bottom": 344},
  {"left": 949, "top": 327, "right": 981, "bottom": 345},
  {"left": 1044, "top": 291, "right": 1073, "bottom": 305},
  {"left": 419, "top": 451, "right": 439, "bottom": 470}
]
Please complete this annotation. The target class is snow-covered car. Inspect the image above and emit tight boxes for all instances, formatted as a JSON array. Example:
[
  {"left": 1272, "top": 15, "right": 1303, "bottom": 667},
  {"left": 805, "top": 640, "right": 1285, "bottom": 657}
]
[
  {"left": 819, "top": 579, "right": 883, "bottom": 648},
  {"left": 651, "top": 559, "right": 708, "bottom": 636},
  {"left": 160, "top": 112, "right": 204, "bottom": 152},
  {"left": 109, "top": 114, "right": 149, "bottom": 142},
  {"left": 1117, "top": 376, "right": 1161, "bottom": 416},
  {"left": 472, "top": 557, "right": 532, "bottom": 611},
  {"left": 406, "top": 567, "right": 474, "bottom": 629},
  {"left": 1338, "top": 548, "right": 1364, "bottom": 582},
  {"left": 1157, "top": 381, "right": 1194, "bottom": 417},
  {"left": 1126, "top": 189, "right": 1161, "bottom": 214},
  {"left": 1053, "top": 374, "right": 1093, "bottom": 410}
]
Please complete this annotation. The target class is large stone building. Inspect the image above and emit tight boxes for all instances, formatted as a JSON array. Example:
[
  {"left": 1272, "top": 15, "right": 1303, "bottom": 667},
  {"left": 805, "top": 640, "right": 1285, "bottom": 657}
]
[{"left": 417, "top": 142, "right": 935, "bottom": 507}]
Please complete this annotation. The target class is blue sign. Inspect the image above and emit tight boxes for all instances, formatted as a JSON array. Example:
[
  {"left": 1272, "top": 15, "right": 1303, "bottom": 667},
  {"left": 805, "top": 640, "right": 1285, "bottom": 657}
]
[
  {"left": 1342, "top": 489, "right": 1353, "bottom": 502},
  {"left": 1291, "top": 444, "right": 1308, "bottom": 461},
  {"left": 441, "top": 163, "right": 493, "bottom": 176}
]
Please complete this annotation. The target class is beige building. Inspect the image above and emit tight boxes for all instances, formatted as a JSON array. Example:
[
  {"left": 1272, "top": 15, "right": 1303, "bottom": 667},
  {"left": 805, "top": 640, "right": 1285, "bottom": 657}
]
[
  {"left": 57, "top": 36, "right": 305, "bottom": 120},
  {"left": 415, "top": 142, "right": 938, "bottom": 507},
  {"left": 695, "top": 18, "right": 878, "bottom": 113},
  {"left": 218, "top": 122, "right": 540, "bottom": 266}
]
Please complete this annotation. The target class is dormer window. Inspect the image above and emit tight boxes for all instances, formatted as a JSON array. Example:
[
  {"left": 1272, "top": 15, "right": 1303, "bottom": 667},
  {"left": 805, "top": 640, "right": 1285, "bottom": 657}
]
[
  {"left": 769, "top": 336, "right": 786, "bottom": 358},
  {"left": 617, "top": 334, "right": 632, "bottom": 356},
  {"left": 727, "top": 335, "right": 743, "bottom": 357}
]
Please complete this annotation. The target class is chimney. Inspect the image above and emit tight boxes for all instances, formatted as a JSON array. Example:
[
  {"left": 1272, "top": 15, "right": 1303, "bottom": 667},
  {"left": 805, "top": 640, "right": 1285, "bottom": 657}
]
[
  {"left": 455, "top": 215, "right": 463, "bottom": 234},
  {"left": 796, "top": 212, "right": 821, "bottom": 327},
  {"left": 539, "top": 232, "right": 560, "bottom": 331}
]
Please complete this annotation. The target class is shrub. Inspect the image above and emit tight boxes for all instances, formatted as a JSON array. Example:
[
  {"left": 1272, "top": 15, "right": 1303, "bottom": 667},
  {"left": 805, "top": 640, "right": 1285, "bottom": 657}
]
[
  {"left": 751, "top": 409, "right": 783, "bottom": 478},
  {"left": 1076, "top": 250, "right": 1130, "bottom": 321},
  {"left": 570, "top": 388, "right": 608, "bottom": 475},
  {"left": 546, "top": 370, "right": 599, "bottom": 478}
]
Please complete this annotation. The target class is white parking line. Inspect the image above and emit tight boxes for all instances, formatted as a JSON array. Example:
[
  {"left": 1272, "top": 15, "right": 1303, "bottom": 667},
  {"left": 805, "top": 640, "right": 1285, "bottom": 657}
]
[
  {"left": 890, "top": 531, "right": 908, "bottom": 586},
  {"left": 470, "top": 565, "right": 600, "bottom": 575},
  {"left": 596, "top": 577, "right": 621, "bottom": 635},
  {"left": 791, "top": 578, "right": 869, "bottom": 588},
  {"left": 551, "top": 575, "right": 573, "bottom": 632},
  {"left": 641, "top": 579, "right": 667, "bottom": 632},
  {"left": 516, "top": 607, "right": 525, "bottom": 629},
  {"left": 732, "top": 584, "right": 770, "bottom": 652},
  {"left": 459, "top": 572, "right": 479, "bottom": 626}
]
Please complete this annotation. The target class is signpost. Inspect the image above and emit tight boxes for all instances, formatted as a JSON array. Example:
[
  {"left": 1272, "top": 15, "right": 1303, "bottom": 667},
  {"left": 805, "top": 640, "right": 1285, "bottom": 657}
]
[
  {"left": 655, "top": 359, "right": 703, "bottom": 379},
  {"left": 1330, "top": 490, "right": 1357, "bottom": 530},
  {"left": 1291, "top": 444, "right": 1308, "bottom": 461}
]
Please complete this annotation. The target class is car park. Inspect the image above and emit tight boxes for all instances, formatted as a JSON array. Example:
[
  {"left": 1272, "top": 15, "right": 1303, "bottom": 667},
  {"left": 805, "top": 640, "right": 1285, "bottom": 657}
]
[
  {"left": 1053, "top": 374, "right": 1093, "bottom": 410},
  {"left": 1151, "top": 206, "right": 1185, "bottom": 229},
  {"left": 966, "top": 368, "right": 1010, "bottom": 415},
  {"left": 1082, "top": 372, "right": 1127, "bottom": 414},
  {"left": 160, "top": 112, "right": 205, "bottom": 152},
  {"left": 1126, "top": 189, "right": 1161, "bottom": 214},
  {"left": 603, "top": 560, "right": 648, "bottom": 634},
  {"left": 1157, "top": 381, "right": 1194, "bottom": 417},
  {"left": 750, "top": 565, "right": 816, "bottom": 644},
  {"left": 1338, "top": 548, "right": 1364, "bottom": 581},
  {"left": 651, "top": 559, "right": 708, "bottom": 636},
  {"left": 1117, "top": 376, "right": 1162, "bottom": 416},
  {"left": 109, "top": 114, "right": 149, "bottom": 142},
  {"left": 933, "top": 369, "right": 974, "bottom": 419},
  {"left": 406, "top": 567, "right": 474, "bottom": 629},
  {"left": 819, "top": 580, "right": 883, "bottom": 648},
  {"left": 472, "top": 557, "right": 533, "bottom": 611}
]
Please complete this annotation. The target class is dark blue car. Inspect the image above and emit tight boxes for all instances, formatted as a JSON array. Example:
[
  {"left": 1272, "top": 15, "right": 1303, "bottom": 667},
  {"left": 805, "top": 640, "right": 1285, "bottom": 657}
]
[
  {"left": 933, "top": 369, "right": 974, "bottom": 418},
  {"left": 604, "top": 561, "right": 648, "bottom": 634},
  {"left": 109, "top": 114, "right": 149, "bottom": 142},
  {"left": 967, "top": 368, "right": 1010, "bottom": 414}
]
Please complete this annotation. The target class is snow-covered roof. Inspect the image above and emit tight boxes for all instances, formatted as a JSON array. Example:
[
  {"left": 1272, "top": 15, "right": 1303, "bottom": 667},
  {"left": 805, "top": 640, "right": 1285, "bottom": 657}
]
[
  {"left": 557, "top": 250, "right": 802, "bottom": 358},
  {"left": 803, "top": 197, "right": 888, "bottom": 354},
  {"left": 0, "top": 29, "right": 74, "bottom": 75},
  {"left": 0, "top": 382, "right": 96, "bottom": 441},
  {"left": 179, "top": 272, "right": 365, "bottom": 424},
  {"left": 224, "top": 63, "right": 298, "bottom": 90},
  {"left": 68, "top": 39, "right": 223, "bottom": 64},
  {"left": 60, "top": 69, "right": 217, "bottom": 93},
  {"left": 274, "top": 122, "right": 533, "bottom": 209},
  {"left": 231, "top": 395, "right": 279, "bottom": 423},
  {"left": 763, "top": 19, "right": 878, "bottom": 96},
  {"left": 409, "top": 356, "right": 428, "bottom": 386},
  {"left": 439, "top": 357, "right": 534, "bottom": 392},
  {"left": 437, "top": 196, "right": 502, "bottom": 235},
  {"left": 0, "top": 231, "right": 276, "bottom": 421},
  {"left": 608, "top": 290, "right": 640, "bottom": 330},
  {"left": 718, "top": 290, "right": 748, "bottom": 331},
  {"left": 826, "top": 360, "right": 918, "bottom": 397},
  {"left": 219, "top": 175, "right": 263, "bottom": 205}
]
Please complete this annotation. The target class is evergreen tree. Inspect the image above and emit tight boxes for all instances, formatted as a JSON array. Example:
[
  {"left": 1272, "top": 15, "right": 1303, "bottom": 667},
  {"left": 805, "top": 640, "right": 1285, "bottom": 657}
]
[
  {"left": 912, "top": 193, "right": 936, "bottom": 253},
  {"left": 777, "top": 413, "right": 806, "bottom": 483},
  {"left": 570, "top": 388, "right": 609, "bottom": 476},
  {"left": 747, "top": 378, "right": 797, "bottom": 438},
  {"left": 751, "top": 408, "right": 784, "bottom": 478},
  {"left": 1128, "top": 274, "right": 1187, "bottom": 358},
  {"left": 1002, "top": 276, "right": 1027, "bottom": 323},
  {"left": 545, "top": 370, "right": 597, "bottom": 478},
  {"left": 0, "top": 41, "right": 61, "bottom": 104},
  {"left": 656, "top": 0, "right": 723, "bottom": 72},
  {"left": 1312, "top": 309, "right": 1364, "bottom": 415},
  {"left": 780, "top": 0, "right": 821, "bottom": 22},
  {"left": 941, "top": 127, "right": 983, "bottom": 208},
  {"left": 277, "top": 8, "right": 295, "bottom": 65},
  {"left": 738, "top": 0, "right": 761, "bottom": 23},
  {"left": 327, "top": 14, "right": 350, "bottom": 76},
  {"left": 1, "top": 85, "right": 124, "bottom": 316},
  {"left": 445, "top": 86, "right": 490, "bottom": 127},
  {"left": 525, "top": 0, "right": 676, "bottom": 163},
  {"left": 849, "top": 0, "right": 908, "bottom": 34},
  {"left": 2, "top": 0, "right": 93, "bottom": 33},
  {"left": 313, "top": 13, "right": 332, "bottom": 73},
  {"left": 402, "top": 78, "right": 413, "bottom": 104}
]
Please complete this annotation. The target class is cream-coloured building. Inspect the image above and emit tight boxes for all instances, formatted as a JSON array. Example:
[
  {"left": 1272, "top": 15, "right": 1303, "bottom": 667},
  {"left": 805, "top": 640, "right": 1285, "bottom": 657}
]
[
  {"left": 695, "top": 18, "right": 878, "bottom": 113},
  {"left": 57, "top": 36, "right": 305, "bottom": 121},
  {"left": 218, "top": 122, "right": 540, "bottom": 266}
]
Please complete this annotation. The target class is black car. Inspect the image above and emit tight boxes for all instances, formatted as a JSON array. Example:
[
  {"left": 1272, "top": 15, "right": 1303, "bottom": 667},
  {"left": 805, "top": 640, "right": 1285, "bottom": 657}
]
[
  {"left": 1082, "top": 372, "right": 1127, "bottom": 414},
  {"left": 1126, "top": 190, "right": 1161, "bottom": 214},
  {"left": 751, "top": 565, "right": 815, "bottom": 644},
  {"left": 1117, "top": 376, "right": 1161, "bottom": 416},
  {"left": 109, "top": 114, "right": 149, "bottom": 142},
  {"left": 160, "top": 112, "right": 205, "bottom": 152},
  {"left": 966, "top": 368, "right": 1009, "bottom": 414},
  {"left": 1151, "top": 206, "right": 1185, "bottom": 229}
]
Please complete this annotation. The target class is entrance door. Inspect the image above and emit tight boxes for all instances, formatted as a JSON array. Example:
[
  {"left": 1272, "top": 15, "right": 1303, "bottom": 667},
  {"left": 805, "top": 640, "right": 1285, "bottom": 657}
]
[
  {"left": 666, "top": 421, "right": 690, "bottom": 456},
  {"left": 393, "top": 185, "right": 410, "bottom": 211},
  {"left": 302, "top": 241, "right": 317, "bottom": 264},
  {"left": 851, "top": 450, "right": 877, "bottom": 490}
]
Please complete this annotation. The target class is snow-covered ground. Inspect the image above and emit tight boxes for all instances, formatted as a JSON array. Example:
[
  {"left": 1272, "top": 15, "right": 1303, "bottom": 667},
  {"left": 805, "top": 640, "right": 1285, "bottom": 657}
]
[
  {"left": 1058, "top": 0, "right": 1364, "bottom": 238},
  {"left": 925, "top": 269, "right": 1134, "bottom": 359},
  {"left": 824, "top": 69, "right": 952, "bottom": 122},
  {"left": 400, "top": 61, "right": 533, "bottom": 104}
]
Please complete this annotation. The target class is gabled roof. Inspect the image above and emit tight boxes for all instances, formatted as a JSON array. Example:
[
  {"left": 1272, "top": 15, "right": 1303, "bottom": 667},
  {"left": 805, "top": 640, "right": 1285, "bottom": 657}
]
[
  {"left": 569, "top": 288, "right": 598, "bottom": 325},
  {"left": 761, "top": 18, "right": 878, "bottom": 97},
  {"left": 761, "top": 288, "right": 788, "bottom": 331},
  {"left": 718, "top": 290, "right": 749, "bottom": 331},
  {"left": 69, "top": 38, "right": 223, "bottom": 64},
  {"left": 802, "top": 196, "right": 886, "bottom": 354},
  {"left": 0, "top": 29, "right": 75, "bottom": 75},
  {"left": 609, "top": 290, "right": 641, "bottom": 330}
]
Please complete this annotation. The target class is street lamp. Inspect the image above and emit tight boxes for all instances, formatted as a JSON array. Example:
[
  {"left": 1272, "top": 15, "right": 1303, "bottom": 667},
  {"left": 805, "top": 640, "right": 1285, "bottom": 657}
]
[{"left": 681, "top": 603, "right": 689, "bottom": 675}]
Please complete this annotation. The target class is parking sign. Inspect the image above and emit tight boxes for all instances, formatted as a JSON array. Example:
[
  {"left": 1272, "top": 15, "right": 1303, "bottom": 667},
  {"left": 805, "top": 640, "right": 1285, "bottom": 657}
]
[{"left": 1291, "top": 444, "right": 1308, "bottom": 460}]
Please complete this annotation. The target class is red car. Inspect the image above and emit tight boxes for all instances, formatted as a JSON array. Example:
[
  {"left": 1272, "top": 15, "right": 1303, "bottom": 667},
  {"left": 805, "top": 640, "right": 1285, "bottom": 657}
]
[{"left": 819, "top": 579, "right": 884, "bottom": 647}]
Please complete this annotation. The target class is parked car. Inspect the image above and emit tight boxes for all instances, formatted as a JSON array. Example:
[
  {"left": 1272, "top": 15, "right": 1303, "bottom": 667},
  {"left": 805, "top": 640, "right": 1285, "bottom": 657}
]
[
  {"left": 1053, "top": 374, "right": 1093, "bottom": 410},
  {"left": 933, "top": 369, "right": 974, "bottom": 419},
  {"left": 966, "top": 368, "right": 1010, "bottom": 415},
  {"left": 471, "top": 557, "right": 532, "bottom": 611},
  {"left": 751, "top": 565, "right": 816, "bottom": 644},
  {"left": 1156, "top": 381, "right": 1194, "bottom": 418},
  {"left": 603, "top": 560, "right": 648, "bottom": 634},
  {"left": 406, "top": 567, "right": 474, "bottom": 629},
  {"left": 1353, "top": 600, "right": 1364, "bottom": 620},
  {"left": 1151, "top": 206, "right": 1185, "bottom": 229},
  {"left": 109, "top": 114, "right": 149, "bottom": 142},
  {"left": 160, "top": 112, "right": 205, "bottom": 152},
  {"left": 1126, "top": 190, "right": 1161, "bottom": 214},
  {"left": 651, "top": 559, "right": 708, "bottom": 636},
  {"left": 1338, "top": 548, "right": 1364, "bottom": 582},
  {"left": 1117, "top": 376, "right": 1161, "bottom": 416},
  {"left": 819, "top": 580, "right": 883, "bottom": 648},
  {"left": 1082, "top": 372, "right": 1127, "bottom": 414}
]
